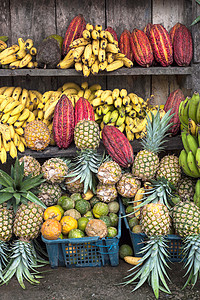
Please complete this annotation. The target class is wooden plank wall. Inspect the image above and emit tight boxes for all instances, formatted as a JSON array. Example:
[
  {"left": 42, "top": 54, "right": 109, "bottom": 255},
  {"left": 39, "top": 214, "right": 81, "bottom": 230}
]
[{"left": 0, "top": 0, "right": 195, "bottom": 103}]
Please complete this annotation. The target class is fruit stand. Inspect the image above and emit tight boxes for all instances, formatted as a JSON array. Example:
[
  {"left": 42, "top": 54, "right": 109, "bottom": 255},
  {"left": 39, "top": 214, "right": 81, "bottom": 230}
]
[{"left": 0, "top": 0, "right": 200, "bottom": 299}]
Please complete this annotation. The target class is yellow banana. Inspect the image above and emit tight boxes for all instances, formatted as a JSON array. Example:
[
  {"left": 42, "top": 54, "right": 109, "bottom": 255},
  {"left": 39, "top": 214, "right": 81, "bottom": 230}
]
[
  {"left": 114, "top": 53, "right": 126, "bottom": 59},
  {"left": 91, "top": 97, "right": 102, "bottom": 107},
  {"left": 106, "top": 43, "right": 120, "bottom": 54},
  {"left": 117, "top": 123, "right": 125, "bottom": 133},
  {"left": 104, "top": 95, "right": 114, "bottom": 105},
  {"left": 0, "top": 147, "right": 7, "bottom": 164},
  {"left": 107, "top": 52, "right": 115, "bottom": 64},
  {"left": 92, "top": 39, "right": 100, "bottom": 56},
  {"left": 99, "top": 60, "right": 108, "bottom": 71},
  {"left": 42, "top": 91, "right": 54, "bottom": 105},
  {"left": 31, "top": 90, "right": 43, "bottom": 102},
  {"left": 62, "top": 82, "right": 81, "bottom": 92},
  {"left": 10, "top": 103, "right": 25, "bottom": 117},
  {"left": 98, "top": 48, "right": 106, "bottom": 62},
  {"left": 91, "top": 59, "right": 99, "bottom": 75},
  {"left": 34, "top": 61, "right": 38, "bottom": 68},
  {"left": 75, "top": 62, "right": 83, "bottom": 72},
  {"left": 95, "top": 89, "right": 103, "bottom": 98},
  {"left": 15, "top": 49, "right": 27, "bottom": 59},
  {"left": 78, "top": 89, "right": 84, "bottom": 97},
  {"left": 103, "top": 111, "right": 112, "bottom": 124},
  {"left": 2, "top": 100, "right": 21, "bottom": 114},
  {"left": 120, "top": 89, "right": 128, "bottom": 99},
  {"left": 83, "top": 89, "right": 92, "bottom": 100},
  {"left": 15, "top": 127, "right": 24, "bottom": 136},
  {"left": 112, "top": 89, "right": 120, "bottom": 100},
  {"left": 91, "top": 30, "right": 99, "bottom": 40},
  {"left": 100, "top": 39, "right": 107, "bottom": 50},
  {"left": 0, "top": 97, "right": 14, "bottom": 112},
  {"left": 129, "top": 110, "right": 137, "bottom": 118},
  {"left": 84, "top": 44, "right": 92, "bottom": 62},
  {"left": 88, "top": 93, "right": 95, "bottom": 102},
  {"left": 21, "top": 88, "right": 29, "bottom": 106},
  {"left": 126, "top": 125, "right": 135, "bottom": 141},
  {"left": 88, "top": 53, "right": 96, "bottom": 67},
  {"left": 73, "top": 45, "right": 85, "bottom": 60},
  {"left": 17, "top": 140, "right": 25, "bottom": 153},
  {"left": 32, "top": 109, "right": 38, "bottom": 118},
  {"left": 123, "top": 96, "right": 131, "bottom": 106},
  {"left": 89, "top": 84, "right": 102, "bottom": 92},
  {"left": 13, "top": 132, "right": 21, "bottom": 148},
  {"left": 0, "top": 40, "right": 7, "bottom": 52},
  {"left": 29, "top": 47, "right": 37, "bottom": 55},
  {"left": 0, "top": 44, "right": 19, "bottom": 60},
  {"left": 9, "top": 140, "right": 18, "bottom": 159},
  {"left": 81, "top": 82, "right": 89, "bottom": 90},
  {"left": 9, "top": 60, "right": 21, "bottom": 69},
  {"left": 57, "top": 55, "right": 74, "bottom": 69},
  {"left": 8, "top": 125, "right": 15, "bottom": 140},
  {"left": 129, "top": 93, "right": 139, "bottom": 105},
  {"left": 114, "top": 96, "right": 123, "bottom": 108},
  {"left": 82, "top": 65, "right": 90, "bottom": 77},
  {"left": 27, "top": 61, "right": 34, "bottom": 69},
  {"left": 95, "top": 25, "right": 102, "bottom": 32},
  {"left": 44, "top": 100, "right": 59, "bottom": 120},
  {"left": 12, "top": 87, "right": 22, "bottom": 101},
  {"left": 37, "top": 110, "right": 44, "bottom": 120},
  {"left": 116, "top": 114, "right": 126, "bottom": 127},
  {"left": 25, "top": 111, "right": 35, "bottom": 123},
  {"left": 121, "top": 57, "right": 133, "bottom": 68},
  {"left": 19, "top": 53, "right": 32, "bottom": 68},
  {"left": 7, "top": 113, "right": 21, "bottom": 125},
  {"left": 96, "top": 106, "right": 102, "bottom": 117},
  {"left": 0, "top": 124, "right": 11, "bottom": 142},
  {"left": 99, "top": 30, "right": 107, "bottom": 39},
  {"left": 82, "top": 29, "right": 91, "bottom": 40},
  {"left": 101, "top": 90, "right": 112, "bottom": 102},
  {"left": 13, "top": 120, "right": 25, "bottom": 128},
  {"left": 105, "top": 60, "right": 124, "bottom": 72},
  {"left": 0, "top": 87, "right": 8, "bottom": 95},
  {"left": 0, "top": 112, "right": 10, "bottom": 124},
  {"left": 106, "top": 31, "right": 115, "bottom": 43},
  {"left": 86, "top": 23, "right": 94, "bottom": 32},
  {"left": 3, "top": 87, "right": 15, "bottom": 97},
  {"left": 109, "top": 110, "right": 119, "bottom": 123},
  {"left": 17, "top": 108, "right": 30, "bottom": 121},
  {"left": 19, "top": 136, "right": 26, "bottom": 146},
  {"left": 69, "top": 38, "right": 90, "bottom": 48},
  {"left": 24, "top": 38, "right": 34, "bottom": 50},
  {"left": 188, "top": 118, "right": 197, "bottom": 136}
]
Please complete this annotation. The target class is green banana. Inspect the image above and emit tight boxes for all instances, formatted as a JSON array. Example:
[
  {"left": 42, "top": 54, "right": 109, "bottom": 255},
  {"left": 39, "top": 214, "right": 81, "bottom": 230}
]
[
  {"left": 194, "top": 179, "right": 200, "bottom": 207},
  {"left": 109, "top": 110, "right": 119, "bottom": 123},
  {"left": 196, "top": 147, "right": 200, "bottom": 170},
  {"left": 0, "top": 36, "right": 8, "bottom": 42},
  {"left": 181, "top": 131, "right": 190, "bottom": 153},
  {"left": 179, "top": 149, "right": 196, "bottom": 177},
  {"left": 103, "top": 111, "right": 112, "bottom": 124},
  {"left": 188, "top": 92, "right": 200, "bottom": 123},
  {"left": 186, "top": 133, "right": 198, "bottom": 156},
  {"left": 196, "top": 98, "right": 200, "bottom": 124},
  {"left": 187, "top": 150, "right": 200, "bottom": 177},
  {"left": 96, "top": 106, "right": 102, "bottom": 116},
  {"left": 101, "top": 105, "right": 115, "bottom": 115},
  {"left": 181, "top": 96, "right": 190, "bottom": 117},
  {"left": 198, "top": 130, "right": 200, "bottom": 147},
  {"left": 116, "top": 114, "right": 126, "bottom": 127}
]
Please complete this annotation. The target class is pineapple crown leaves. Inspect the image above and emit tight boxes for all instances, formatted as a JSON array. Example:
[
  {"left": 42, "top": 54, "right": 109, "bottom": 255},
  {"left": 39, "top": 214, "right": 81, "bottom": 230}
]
[
  {"left": 191, "top": 0, "right": 200, "bottom": 26},
  {"left": 65, "top": 149, "right": 105, "bottom": 193},
  {"left": 132, "top": 177, "right": 176, "bottom": 215},
  {"left": 0, "top": 241, "right": 10, "bottom": 281},
  {"left": 141, "top": 108, "right": 173, "bottom": 153},
  {"left": 2, "top": 240, "right": 48, "bottom": 289},
  {"left": 121, "top": 236, "right": 171, "bottom": 299},
  {"left": 182, "top": 234, "right": 200, "bottom": 289},
  {"left": 0, "top": 158, "right": 46, "bottom": 212}
]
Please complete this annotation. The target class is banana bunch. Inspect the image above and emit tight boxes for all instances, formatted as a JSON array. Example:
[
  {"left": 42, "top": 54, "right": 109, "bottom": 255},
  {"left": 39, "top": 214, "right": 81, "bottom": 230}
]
[
  {"left": 194, "top": 179, "right": 200, "bottom": 208},
  {"left": 0, "top": 38, "right": 37, "bottom": 69},
  {"left": 179, "top": 130, "right": 200, "bottom": 179},
  {"left": 90, "top": 88, "right": 164, "bottom": 140},
  {"left": 57, "top": 23, "right": 133, "bottom": 75},
  {"left": 179, "top": 91, "right": 200, "bottom": 136}
]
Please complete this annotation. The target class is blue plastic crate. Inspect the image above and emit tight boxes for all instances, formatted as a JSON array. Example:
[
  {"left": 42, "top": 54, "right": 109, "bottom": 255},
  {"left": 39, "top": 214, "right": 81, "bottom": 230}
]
[
  {"left": 121, "top": 202, "right": 183, "bottom": 262},
  {"left": 42, "top": 199, "right": 122, "bottom": 269}
]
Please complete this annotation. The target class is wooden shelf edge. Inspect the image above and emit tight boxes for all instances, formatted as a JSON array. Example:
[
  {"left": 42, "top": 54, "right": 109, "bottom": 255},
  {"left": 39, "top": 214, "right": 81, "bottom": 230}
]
[
  {"left": 0, "top": 67, "right": 192, "bottom": 77},
  {"left": 15, "top": 135, "right": 183, "bottom": 160}
]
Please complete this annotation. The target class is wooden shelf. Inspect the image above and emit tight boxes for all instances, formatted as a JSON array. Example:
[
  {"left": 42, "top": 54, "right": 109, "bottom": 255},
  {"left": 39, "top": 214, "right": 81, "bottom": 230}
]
[
  {"left": 16, "top": 135, "right": 183, "bottom": 160},
  {"left": 0, "top": 67, "right": 192, "bottom": 77}
]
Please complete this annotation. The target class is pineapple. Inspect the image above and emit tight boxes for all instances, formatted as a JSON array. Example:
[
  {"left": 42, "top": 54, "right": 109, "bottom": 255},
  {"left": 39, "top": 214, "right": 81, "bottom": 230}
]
[
  {"left": 0, "top": 158, "right": 47, "bottom": 288},
  {"left": 64, "top": 172, "right": 84, "bottom": 194},
  {"left": 157, "top": 154, "right": 181, "bottom": 186},
  {"left": 38, "top": 182, "right": 62, "bottom": 206},
  {"left": 116, "top": 173, "right": 141, "bottom": 198},
  {"left": 74, "top": 120, "right": 100, "bottom": 149},
  {"left": 24, "top": 120, "right": 50, "bottom": 151},
  {"left": 66, "top": 121, "right": 104, "bottom": 193},
  {"left": 0, "top": 204, "right": 14, "bottom": 281},
  {"left": 97, "top": 161, "right": 122, "bottom": 185},
  {"left": 177, "top": 176, "right": 195, "bottom": 201},
  {"left": 132, "top": 109, "right": 172, "bottom": 181},
  {"left": 122, "top": 202, "right": 171, "bottom": 299},
  {"left": 96, "top": 183, "right": 118, "bottom": 203},
  {"left": 172, "top": 201, "right": 200, "bottom": 288},
  {"left": 41, "top": 157, "right": 68, "bottom": 183},
  {"left": 19, "top": 155, "right": 41, "bottom": 177}
]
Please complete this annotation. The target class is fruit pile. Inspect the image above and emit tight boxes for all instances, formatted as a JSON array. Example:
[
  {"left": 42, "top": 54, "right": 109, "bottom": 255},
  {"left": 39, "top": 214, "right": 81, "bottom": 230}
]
[
  {"left": 0, "top": 38, "right": 37, "bottom": 69},
  {"left": 58, "top": 20, "right": 133, "bottom": 75}
]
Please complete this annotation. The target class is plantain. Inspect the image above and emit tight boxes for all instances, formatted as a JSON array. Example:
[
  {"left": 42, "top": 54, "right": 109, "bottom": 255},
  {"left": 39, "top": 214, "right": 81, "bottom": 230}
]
[
  {"left": 105, "top": 60, "right": 124, "bottom": 72},
  {"left": 0, "top": 53, "right": 19, "bottom": 65},
  {"left": 0, "top": 44, "right": 19, "bottom": 60},
  {"left": 12, "top": 87, "right": 22, "bottom": 101},
  {"left": 73, "top": 45, "right": 85, "bottom": 60},
  {"left": 106, "top": 43, "right": 120, "bottom": 54}
]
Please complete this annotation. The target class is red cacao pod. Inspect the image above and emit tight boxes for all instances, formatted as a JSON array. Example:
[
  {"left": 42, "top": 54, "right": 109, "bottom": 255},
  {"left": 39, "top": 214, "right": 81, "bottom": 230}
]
[
  {"left": 130, "top": 29, "right": 153, "bottom": 67},
  {"left": 105, "top": 27, "right": 118, "bottom": 42},
  {"left": 62, "top": 14, "right": 86, "bottom": 57},
  {"left": 102, "top": 125, "right": 134, "bottom": 168},
  {"left": 169, "top": 22, "right": 183, "bottom": 46},
  {"left": 74, "top": 97, "right": 95, "bottom": 127},
  {"left": 119, "top": 30, "right": 133, "bottom": 61},
  {"left": 143, "top": 23, "right": 153, "bottom": 38},
  {"left": 164, "top": 89, "right": 185, "bottom": 135},
  {"left": 173, "top": 25, "right": 193, "bottom": 67},
  {"left": 149, "top": 24, "right": 173, "bottom": 67},
  {"left": 53, "top": 95, "right": 74, "bottom": 148}
]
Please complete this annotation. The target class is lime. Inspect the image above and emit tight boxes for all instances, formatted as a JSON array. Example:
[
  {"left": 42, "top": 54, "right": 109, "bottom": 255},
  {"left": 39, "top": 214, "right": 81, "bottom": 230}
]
[
  {"left": 57, "top": 194, "right": 68, "bottom": 206},
  {"left": 78, "top": 217, "right": 89, "bottom": 232},
  {"left": 132, "top": 225, "right": 142, "bottom": 233},
  {"left": 128, "top": 217, "right": 139, "bottom": 229},
  {"left": 99, "top": 215, "right": 112, "bottom": 227},
  {"left": 64, "top": 209, "right": 81, "bottom": 220},
  {"left": 119, "top": 244, "right": 133, "bottom": 259},
  {"left": 68, "top": 228, "right": 85, "bottom": 238},
  {"left": 109, "top": 213, "right": 119, "bottom": 227},
  {"left": 59, "top": 195, "right": 75, "bottom": 211},
  {"left": 125, "top": 205, "right": 135, "bottom": 218},
  {"left": 54, "top": 205, "right": 64, "bottom": 217},
  {"left": 107, "top": 226, "right": 118, "bottom": 238},
  {"left": 93, "top": 202, "right": 109, "bottom": 218},
  {"left": 83, "top": 210, "right": 93, "bottom": 220},
  {"left": 121, "top": 197, "right": 132, "bottom": 207},
  {"left": 75, "top": 199, "right": 91, "bottom": 215},
  {"left": 70, "top": 193, "right": 83, "bottom": 202},
  {"left": 108, "top": 201, "right": 119, "bottom": 213},
  {"left": 90, "top": 196, "right": 100, "bottom": 208}
]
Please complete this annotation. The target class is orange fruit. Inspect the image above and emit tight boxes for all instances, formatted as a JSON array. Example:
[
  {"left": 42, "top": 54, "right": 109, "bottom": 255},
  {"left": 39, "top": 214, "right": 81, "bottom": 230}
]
[
  {"left": 43, "top": 206, "right": 62, "bottom": 221},
  {"left": 41, "top": 219, "right": 62, "bottom": 240},
  {"left": 60, "top": 216, "right": 78, "bottom": 235}
]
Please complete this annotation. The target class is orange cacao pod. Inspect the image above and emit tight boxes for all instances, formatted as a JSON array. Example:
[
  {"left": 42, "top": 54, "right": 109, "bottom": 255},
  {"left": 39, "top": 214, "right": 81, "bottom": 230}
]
[
  {"left": 119, "top": 30, "right": 133, "bottom": 61},
  {"left": 130, "top": 29, "right": 153, "bottom": 67},
  {"left": 149, "top": 24, "right": 173, "bottom": 67},
  {"left": 143, "top": 23, "right": 153, "bottom": 38},
  {"left": 169, "top": 22, "right": 183, "bottom": 46}
]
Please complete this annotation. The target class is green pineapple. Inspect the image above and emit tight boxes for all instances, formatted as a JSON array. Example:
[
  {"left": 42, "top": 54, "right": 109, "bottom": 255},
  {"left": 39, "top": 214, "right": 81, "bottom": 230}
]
[
  {"left": 64, "top": 172, "right": 84, "bottom": 194},
  {"left": 19, "top": 155, "right": 41, "bottom": 177},
  {"left": 122, "top": 202, "right": 171, "bottom": 299},
  {"left": 41, "top": 157, "right": 68, "bottom": 183},
  {"left": 172, "top": 201, "right": 200, "bottom": 288},
  {"left": 66, "top": 120, "right": 104, "bottom": 194},
  {"left": 38, "top": 182, "right": 62, "bottom": 206},
  {"left": 132, "top": 109, "right": 172, "bottom": 181},
  {"left": 157, "top": 154, "right": 181, "bottom": 186},
  {"left": 116, "top": 173, "right": 141, "bottom": 198},
  {"left": 177, "top": 176, "right": 195, "bottom": 201},
  {"left": 0, "top": 158, "right": 47, "bottom": 288}
]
